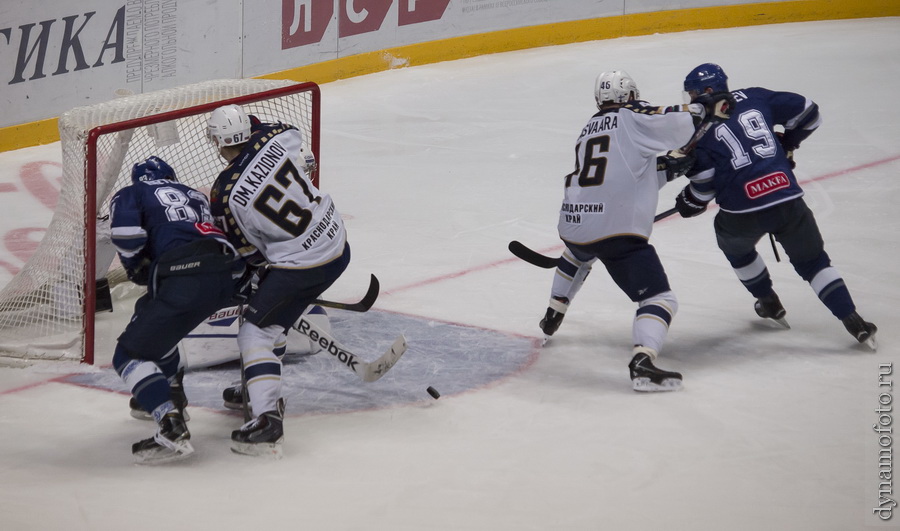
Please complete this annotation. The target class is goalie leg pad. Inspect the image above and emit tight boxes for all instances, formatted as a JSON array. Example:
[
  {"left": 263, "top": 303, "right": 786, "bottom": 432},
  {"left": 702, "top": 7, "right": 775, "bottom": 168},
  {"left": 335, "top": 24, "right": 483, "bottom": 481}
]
[{"left": 286, "top": 305, "right": 330, "bottom": 354}]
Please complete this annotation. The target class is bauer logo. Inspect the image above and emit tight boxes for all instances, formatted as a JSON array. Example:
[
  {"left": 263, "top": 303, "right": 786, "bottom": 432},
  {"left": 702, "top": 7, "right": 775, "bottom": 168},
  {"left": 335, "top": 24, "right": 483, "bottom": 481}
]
[
  {"left": 169, "top": 261, "right": 200, "bottom": 272},
  {"left": 745, "top": 171, "right": 790, "bottom": 199},
  {"left": 204, "top": 305, "right": 242, "bottom": 327}
]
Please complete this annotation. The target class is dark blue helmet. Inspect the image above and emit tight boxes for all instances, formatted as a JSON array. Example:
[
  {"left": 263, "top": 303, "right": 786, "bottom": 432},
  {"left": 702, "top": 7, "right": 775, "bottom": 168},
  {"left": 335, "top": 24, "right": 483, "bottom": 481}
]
[
  {"left": 131, "top": 156, "right": 176, "bottom": 184},
  {"left": 684, "top": 63, "right": 729, "bottom": 94}
]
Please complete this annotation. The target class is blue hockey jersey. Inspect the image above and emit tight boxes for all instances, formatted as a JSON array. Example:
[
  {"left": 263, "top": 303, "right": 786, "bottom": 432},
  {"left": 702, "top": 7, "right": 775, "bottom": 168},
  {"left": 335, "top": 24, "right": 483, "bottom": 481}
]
[
  {"left": 109, "top": 178, "right": 231, "bottom": 280},
  {"left": 686, "top": 87, "right": 821, "bottom": 213}
]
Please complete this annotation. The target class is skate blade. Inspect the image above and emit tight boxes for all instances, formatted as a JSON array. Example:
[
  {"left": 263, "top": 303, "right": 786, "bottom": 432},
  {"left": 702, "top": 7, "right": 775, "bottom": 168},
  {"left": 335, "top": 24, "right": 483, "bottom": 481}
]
[
  {"left": 862, "top": 334, "right": 878, "bottom": 352},
  {"left": 768, "top": 317, "right": 790, "bottom": 329},
  {"left": 130, "top": 409, "right": 190, "bottom": 422},
  {"left": 231, "top": 440, "right": 283, "bottom": 460},
  {"left": 130, "top": 409, "right": 153, "bottom": 421},
  {"left": 134, "top": 440, "right": 195, "bottom": 465},
  {"left": 223, "top": 401, "right": 244, "bottom": 411},
  {"left": 541, "top": 335, "right": 552, "bottom": 346},
  {"left": 632, "top": 377, "right": 683, "bottom": 393}
]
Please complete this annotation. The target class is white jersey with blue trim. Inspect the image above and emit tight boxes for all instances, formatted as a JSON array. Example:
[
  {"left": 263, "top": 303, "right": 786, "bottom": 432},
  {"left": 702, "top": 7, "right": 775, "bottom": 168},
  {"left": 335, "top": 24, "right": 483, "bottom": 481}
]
[
  {"left": 211, "top": 123, "right": 346, "bottom": 269},
  {"left": 558, "top": 101, "right": 695, "bottom": 245}
]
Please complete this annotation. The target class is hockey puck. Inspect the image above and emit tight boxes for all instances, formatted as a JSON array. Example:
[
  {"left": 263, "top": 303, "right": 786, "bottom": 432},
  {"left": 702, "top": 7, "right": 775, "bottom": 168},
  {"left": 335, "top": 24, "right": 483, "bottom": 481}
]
[{"left": 426, "top": 386, "right": 441, "bottom": 399}]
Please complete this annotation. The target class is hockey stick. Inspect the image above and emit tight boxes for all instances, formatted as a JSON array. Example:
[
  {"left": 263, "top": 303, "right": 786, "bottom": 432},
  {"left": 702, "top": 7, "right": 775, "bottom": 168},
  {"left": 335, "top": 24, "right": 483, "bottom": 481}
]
[
  {"left": 654, "top": 207, "right": 678, "bottom": 222},
  {"left": 239, "top": 361, "right": 251, "bottom": 422},
  {"left": 218, "top": 275, "right": 379, "bottom": 416},
  {"left": 509, "top": 207, "right": 680, "bottom": 269},
  {"left": 237, "top": 302, "right": 251, "bottom": 422},
  {"left": 312, "top": 274, "right": 379, "bottom": 313},
  {"left": 769, "top": 233, "right": 782, "bottom": 262},
  {"left": 678, "top": 118, "right": 715, "bottom": 156},
  {"left": 508, "top": 241, "right": 559, "bottom": 269},
  {"left": 293, "top": 316, "right": 408, "bottom": 383}
]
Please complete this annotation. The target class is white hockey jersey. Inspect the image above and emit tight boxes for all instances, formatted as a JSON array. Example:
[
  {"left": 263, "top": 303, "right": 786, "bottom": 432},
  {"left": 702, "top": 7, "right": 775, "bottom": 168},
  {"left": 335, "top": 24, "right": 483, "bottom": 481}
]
[
  {"left": 210, "top": 123, "right": 346, "bottom": 269},
  {"left": 558, "top": 102, "right": 695, "bottom": 245}
]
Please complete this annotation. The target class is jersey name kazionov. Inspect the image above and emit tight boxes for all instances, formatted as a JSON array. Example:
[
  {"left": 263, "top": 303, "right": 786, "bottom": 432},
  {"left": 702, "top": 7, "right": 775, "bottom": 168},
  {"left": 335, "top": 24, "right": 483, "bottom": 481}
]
[{"left": 231, "top": 140, "right": 288, "bottom": 207}]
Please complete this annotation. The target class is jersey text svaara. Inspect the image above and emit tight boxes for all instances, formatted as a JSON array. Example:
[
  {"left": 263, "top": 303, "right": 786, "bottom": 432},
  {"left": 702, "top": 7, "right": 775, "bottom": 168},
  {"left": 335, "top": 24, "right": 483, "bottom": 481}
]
[{"left": 580, "top": 115, "right": 618, "bottom": 138}]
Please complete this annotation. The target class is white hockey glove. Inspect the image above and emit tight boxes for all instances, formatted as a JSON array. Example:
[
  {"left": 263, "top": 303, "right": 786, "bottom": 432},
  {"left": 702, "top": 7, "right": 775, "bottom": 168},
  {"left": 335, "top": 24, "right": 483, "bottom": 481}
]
[
  {"left": 687, "top": 103, "right": 706, "bottom": 124},
  {"left": 695, "top": 92, "right": 736, "bottom": 122}
]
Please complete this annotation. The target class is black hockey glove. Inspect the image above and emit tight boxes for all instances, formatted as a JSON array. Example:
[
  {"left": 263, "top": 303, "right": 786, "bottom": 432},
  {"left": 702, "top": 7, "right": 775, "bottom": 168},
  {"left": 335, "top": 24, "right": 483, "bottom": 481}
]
[
  {"left": 695, "top": 91, "right": 737, "bottom": 123},
  {"left": 776, "top": 132, "right": 796, "bottom": 169},
  {"left": 233, "top": 265, "right": 254, "bottom": 302},
  {"left": 254, "top": 264, "right": 271, "bottom": 286},
  {"left": 657, "top": 149, "right": 696, "bottom": 181},
  {"left": 126, "top": 259, "right": 151, "bottom": 286},
  {"left": 675, "top": 186, "right": 708, "bottom": 218}
]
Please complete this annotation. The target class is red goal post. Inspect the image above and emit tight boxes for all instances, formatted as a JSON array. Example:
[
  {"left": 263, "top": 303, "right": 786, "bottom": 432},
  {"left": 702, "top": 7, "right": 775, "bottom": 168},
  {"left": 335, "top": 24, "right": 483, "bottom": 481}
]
[{"left": 0, "top": 79, "right": 320, "bottom": 365}]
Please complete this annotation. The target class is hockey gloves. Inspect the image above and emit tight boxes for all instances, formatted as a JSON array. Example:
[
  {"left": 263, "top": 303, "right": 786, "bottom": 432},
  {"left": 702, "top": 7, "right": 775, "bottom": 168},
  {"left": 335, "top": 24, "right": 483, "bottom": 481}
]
[
  {"left": 233, "top": 265, "right": 255, "bottom": 302},
  {"left": 126, "top": 258, "right": 152, "bottom": 286},
  {"left": 675, "top": 186, "right": 708, "bottom": 218},
  {"left": 776, "top": 132, "right": 797, "bottom": 169},
  {"left": 657, "top": 149, "right": 696, "bottom": 181},
  {"left": 694, "top": 91, "right": 737, "bottom": 123}
]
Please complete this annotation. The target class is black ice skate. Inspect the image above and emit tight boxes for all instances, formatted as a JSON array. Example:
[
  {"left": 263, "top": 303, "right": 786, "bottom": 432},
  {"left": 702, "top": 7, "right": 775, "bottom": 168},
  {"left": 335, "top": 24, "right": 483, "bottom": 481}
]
[
  {"left": 842, "top": 311, "right": 878, "bottom": 351},
  {"left": 132, "top": 409, "right": 193, "bottom": 464},
  {"left": 628, "top": 349, "right": 682, "bottom": 392},
  {"left": 539, "top": 297, "right": 569, "bottom": 345},
  {"left": 222, "top": 382, "right": 246, "bottom": 410},
  {"left": 231, "top": 398, "right": 285, "bottom": 459},
  {"left": 754, "top": 292, "right": 790, "bottom": 329},
  {"left": 129, "top": 370, "right": 189, "bottom": 421},
  {"left": 129, "top": 397, "right": 151, "bottom": 420}
]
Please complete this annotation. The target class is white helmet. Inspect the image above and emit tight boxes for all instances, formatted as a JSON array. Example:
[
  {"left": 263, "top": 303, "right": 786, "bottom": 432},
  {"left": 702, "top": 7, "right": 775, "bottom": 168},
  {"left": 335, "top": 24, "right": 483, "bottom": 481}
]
[
  {"left": 207, "top": 104, "right": 251, "bottom": 149},
  {"left": 594, "top": 70, "right": 640, "bottom": 108}
]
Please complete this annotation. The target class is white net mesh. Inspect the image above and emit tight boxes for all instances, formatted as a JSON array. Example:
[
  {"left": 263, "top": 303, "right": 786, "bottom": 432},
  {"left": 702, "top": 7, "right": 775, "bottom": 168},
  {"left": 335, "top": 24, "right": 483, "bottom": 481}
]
[{"left": 0, "top": 79, "right": 318, "bottom": 362}]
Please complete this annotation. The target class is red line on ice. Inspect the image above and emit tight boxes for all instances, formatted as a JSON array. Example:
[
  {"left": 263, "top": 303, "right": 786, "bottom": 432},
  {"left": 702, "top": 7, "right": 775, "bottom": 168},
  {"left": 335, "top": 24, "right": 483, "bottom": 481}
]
[{"left": 381, "top": 153, "right": 900, "bottom": 297}]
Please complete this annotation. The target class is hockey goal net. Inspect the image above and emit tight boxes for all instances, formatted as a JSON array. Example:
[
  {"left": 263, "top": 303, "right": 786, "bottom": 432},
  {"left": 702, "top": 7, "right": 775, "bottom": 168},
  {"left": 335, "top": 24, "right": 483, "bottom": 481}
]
[{"left": 0, "top": 79, "right": 320, "bottom": 364}]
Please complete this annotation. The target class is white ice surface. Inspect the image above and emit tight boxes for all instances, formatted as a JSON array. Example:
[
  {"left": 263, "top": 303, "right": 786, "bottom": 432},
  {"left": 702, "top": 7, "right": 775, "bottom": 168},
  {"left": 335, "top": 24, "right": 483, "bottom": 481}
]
[{"left": 1, "top": 18, "right": 899, "bottom": 531}]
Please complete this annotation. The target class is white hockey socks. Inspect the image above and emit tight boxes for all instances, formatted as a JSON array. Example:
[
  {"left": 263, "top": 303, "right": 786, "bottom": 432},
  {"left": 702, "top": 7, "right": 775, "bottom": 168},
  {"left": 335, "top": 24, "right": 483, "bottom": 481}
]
[{"left": 632, "top": 291, "right": 678, "bottom": 355}]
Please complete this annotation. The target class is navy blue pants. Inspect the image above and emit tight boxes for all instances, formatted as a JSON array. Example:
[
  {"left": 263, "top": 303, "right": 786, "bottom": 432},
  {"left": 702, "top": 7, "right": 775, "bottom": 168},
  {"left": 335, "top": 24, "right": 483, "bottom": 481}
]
[
  {"left": 566, "top": 236, "right": 670, "bottom": 302},
  {"left": 244, "top": 242, "right": 351, "bottom": 331},
  {"left": 714, "top": 198, "right": 830, "bottom": 282},
  {"left": 117, "top": 241, "right": 236, "bottom": 362}
]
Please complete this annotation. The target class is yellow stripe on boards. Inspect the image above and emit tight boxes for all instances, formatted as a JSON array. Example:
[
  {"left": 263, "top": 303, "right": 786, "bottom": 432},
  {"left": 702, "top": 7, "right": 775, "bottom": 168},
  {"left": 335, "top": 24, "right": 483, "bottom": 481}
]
[{"left": 3, "top": 0, "right": 897, "bottom": 152}]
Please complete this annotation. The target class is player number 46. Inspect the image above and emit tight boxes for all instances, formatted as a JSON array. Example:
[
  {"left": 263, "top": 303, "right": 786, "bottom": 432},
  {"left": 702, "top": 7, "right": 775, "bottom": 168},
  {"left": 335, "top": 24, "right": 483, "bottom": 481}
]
[{"left": 565, "top": 135, "right": 610, "bottom": 188}]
